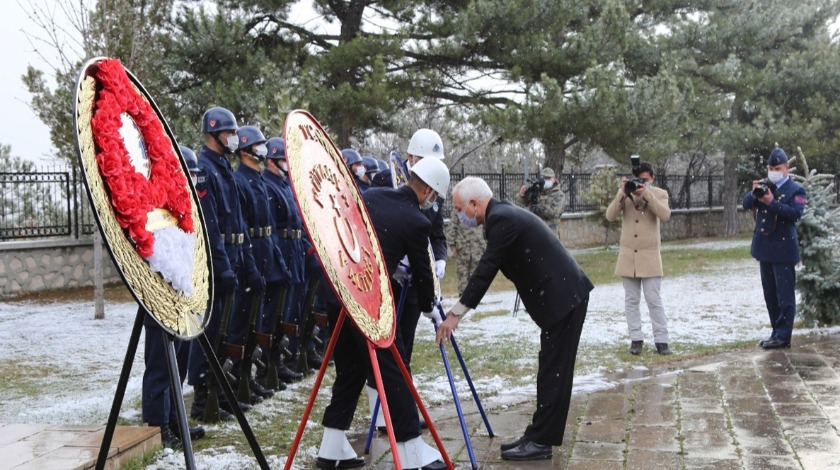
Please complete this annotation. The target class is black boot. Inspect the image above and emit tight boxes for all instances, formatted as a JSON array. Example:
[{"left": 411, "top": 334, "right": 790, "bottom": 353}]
[
  {"left": 655, "top": 343, "right": 673, "bottom": 355},
  {"left": 308, "top": 349, "right": 324, "bottom": 369},
  {"left": 169, "top": 422, "right": 206, "bottom": 441},
  {"left": 158, "top": 425, "right": 183, "bottom": 450},
  {"left": 629, "top": 340, "right": 643, "bottom": 355},
  {"left": 189, "top": 384, "right": 208, "bottom": 419},
  {"left": 250, "top": 377, "right": 275, "bottom": 399},
  {"left": 278, "top": 363, "right": 304, "bottom": 383}
]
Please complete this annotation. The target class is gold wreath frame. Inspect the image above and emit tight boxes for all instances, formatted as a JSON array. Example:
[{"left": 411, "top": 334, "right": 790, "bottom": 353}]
[{"left": 74, "top": 58, "right": 210, "bottom": 339}]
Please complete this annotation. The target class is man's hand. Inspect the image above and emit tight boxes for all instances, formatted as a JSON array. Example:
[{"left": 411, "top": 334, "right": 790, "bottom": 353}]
[
  {"left": 633, "top": 184, "right": 647, "bottom": 197},
  {"left": 759, "top": 191, "right": 775, "bottom": 204},
  {"left": 435, "top": 314, "right": 460, "bottom": 346},
  {"left": 435, "top": 260, "right": 446, "bottom": 279},
  {"left": 518, "top": 184, "right": 528, "bottom": 198}
]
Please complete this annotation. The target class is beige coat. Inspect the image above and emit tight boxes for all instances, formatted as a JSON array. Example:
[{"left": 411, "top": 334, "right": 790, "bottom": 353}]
[{"left": 605, "top": 185, "right": 671, "bottom": 278}]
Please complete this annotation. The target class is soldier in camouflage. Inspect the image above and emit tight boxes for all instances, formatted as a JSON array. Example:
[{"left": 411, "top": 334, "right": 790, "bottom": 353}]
[
  {"left": 516, "top": 167, "right": 566, "bottom": 233},
  {"left": 446, "top": 205, "right": 487, "bottom": 296}
]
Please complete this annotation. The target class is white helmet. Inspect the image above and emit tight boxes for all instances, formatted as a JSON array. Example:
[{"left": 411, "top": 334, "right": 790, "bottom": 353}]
[
  {"left": 410, "top": 156, "right": 450, "bottom": 198},
  {"left": 406, "top": 128, "right": 444, "bottom": 159}
]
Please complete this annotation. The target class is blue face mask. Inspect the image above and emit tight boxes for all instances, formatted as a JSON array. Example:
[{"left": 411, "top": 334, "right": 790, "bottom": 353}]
[{"left": 458, "top": 206, "right": 478, "bottom": 228}]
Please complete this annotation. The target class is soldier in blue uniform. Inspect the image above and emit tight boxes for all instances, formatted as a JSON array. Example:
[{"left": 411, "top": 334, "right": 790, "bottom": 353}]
[
  {"left": 263, "top": 137, "right": 309, "bottom": 383},
  {"left": 742, "top": 147, "right": 807, "bottom": 350},
  {"left": 142, "top": 145, "right": 205, "bottom": 447},
  {"left": 232, "top": 126, "right": 289, "bottom": 400},
  {"left": 342, "top": 148, "right": 369, "bottom": 191},
  {"left": 188, "top": 107, "right": 265, "bottom": 420}
]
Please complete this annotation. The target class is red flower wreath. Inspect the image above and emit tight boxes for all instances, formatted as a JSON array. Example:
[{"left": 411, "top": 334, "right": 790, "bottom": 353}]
[{"left": 90, "top": 59, "right": 194, "bottom": 258}]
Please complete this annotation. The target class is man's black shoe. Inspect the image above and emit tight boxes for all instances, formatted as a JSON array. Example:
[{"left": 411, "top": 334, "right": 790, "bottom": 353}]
[
  {"left": 221, "top": 399, "right": 252, "bottom": 414},
  {"left": 500, "top": 434, "right": 526, "bottom": 452},
  {"left": 761, "top": 338, "right": 791, "bottom": 349},
  {"left": 629, "top": 340, "right": 643, "bottom": 355},
  {"left": 501, "top": 440, "right": 553, "bottom": 461},
  {"left": 250, "top": 378, "right": 275, "bottom": 399},
  {"left": 314, "top": 456, "right": 366, "bottom": 469},
  {"left": 158, "top": 425, "right": 183, "bottom": 450},
  {"left": 308, "top": 349, "right": 324, "bottom": 369},
  {"left": 278, "top": 364, "right": 304, "bottom": 383},
  {"left": 169, "top": 423, "right": 206, "bottom": 441},
  {"left": 758, "top": 336, "right": 774, "bottom": 347},
  {"left": 655, "top": 343, "right": 673, "bottom": 355}
]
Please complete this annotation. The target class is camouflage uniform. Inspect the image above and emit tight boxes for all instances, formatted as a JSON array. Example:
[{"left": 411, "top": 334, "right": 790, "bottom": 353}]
[
  {"left": 446, "top": 206, "right": 487, "bottom": 296},
  {"left": 516, "top": 184, "right": 566, "bottom": 234}
]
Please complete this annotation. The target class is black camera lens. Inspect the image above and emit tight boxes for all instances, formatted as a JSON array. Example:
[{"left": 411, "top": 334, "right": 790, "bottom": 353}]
[{"left": 753, "top": 185, "right": 766, "bottom": 198}]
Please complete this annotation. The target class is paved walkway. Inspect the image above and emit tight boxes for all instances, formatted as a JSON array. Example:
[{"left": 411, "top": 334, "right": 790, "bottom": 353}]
[{"left": 358, "top": 333, "right": 840, "bottom": 469}]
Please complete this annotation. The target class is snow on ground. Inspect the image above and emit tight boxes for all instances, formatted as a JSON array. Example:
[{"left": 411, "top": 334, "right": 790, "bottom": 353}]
[{"left": 2, "top": 238, "right": 836, "bottom": 468}]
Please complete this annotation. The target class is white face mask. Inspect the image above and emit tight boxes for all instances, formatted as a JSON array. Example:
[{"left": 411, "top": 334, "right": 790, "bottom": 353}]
[
  {"left": 224, "top": 135, "right": 239, "bottom": 153},
  {"left": 190, "top": 175, "right": 197, "bottom": 186},
  {"left": 355, "top": 166, "right": 366, "bottom": 178},
  {"left": 279, "top": 161, "right": 289, "bottom": 173},
  {"left": 253, "top": 144, "right": 268, "bottom": 158},
  {"left": 543, "top": 179, "right": 554, "bottom": 189},
  {"left": 419, "top": 190, "right": 436, "bottom": 210},
  {"left": 767, "top": 170, "right": 785, "bottom": 184}
]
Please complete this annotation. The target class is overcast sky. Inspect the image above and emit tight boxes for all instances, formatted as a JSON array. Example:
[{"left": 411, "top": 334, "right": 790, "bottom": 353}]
[{"left": 0, "top": 2, "right": 62, "bottom": 165}]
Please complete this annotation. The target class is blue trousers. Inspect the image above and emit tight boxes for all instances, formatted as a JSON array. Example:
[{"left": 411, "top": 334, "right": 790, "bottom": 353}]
[
  {"left": 142, "top": 314, "right": 189, "bottom": 426},
  {"left": 759, "top": 261, "right": 797, "bottom": 341}
]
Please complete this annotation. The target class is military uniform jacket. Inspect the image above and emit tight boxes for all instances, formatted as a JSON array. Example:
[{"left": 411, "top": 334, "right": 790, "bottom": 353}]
[
  {"left": 742, "top": 177, "right": 806, "bottom": 264},
  {"left": 446, "top": 206, "right": 486, "bottom": 256},
  {"left": 363, "top": 186, "right": 436, "bottom": 313},
  {"left": 460, "top": 199, "right": 594, "bottom": 330},
  {"left": 196, "top": 146, "right": 259, "bottom": 279},
  {"left": 264, "top": 171, "right": 306, "bottom": 285},
  {"left": 233, "top": 165, "right": 289, "bottom": 285},
  {"left": 605, "top": 185, "right": 671, "bottom": 278},
  {"left": 516, "top": 185, "right": 566, "bottom": 232}
]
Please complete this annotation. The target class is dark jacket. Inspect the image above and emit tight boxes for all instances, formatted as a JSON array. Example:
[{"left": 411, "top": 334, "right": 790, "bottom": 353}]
[
  {"left": 196, "top": 146, "right": 258, "bottom": 279},
  {"left": 233, "top": 164, "right": 289, "bottom": 285},
  {"left": 264, "top": 170, "right": 306, "bottom": 285},
  {"left": 460, "top": 199, "right": 593, "bottom": 330},
  {"left": 742, "top": 177, "right": 806, "bottom": 264},
  {"left": 363, "top": 186, "right": 436, "bottom": 312}
]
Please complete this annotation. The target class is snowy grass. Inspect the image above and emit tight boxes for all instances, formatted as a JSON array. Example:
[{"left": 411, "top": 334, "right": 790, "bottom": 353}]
[{"left": 2, "top": 235, "right": 835, "bottom": 468}]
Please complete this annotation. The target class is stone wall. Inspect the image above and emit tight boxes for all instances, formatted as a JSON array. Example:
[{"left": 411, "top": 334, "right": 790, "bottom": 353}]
[
  {"left": 557, "top": 207, "right": 755, "bottom": 248},
  {"left": 0, "top": 239, "right": 120, "bottom": 296},
  {"left": 0, "top": 207, "right": 755, "bottom": 296}
]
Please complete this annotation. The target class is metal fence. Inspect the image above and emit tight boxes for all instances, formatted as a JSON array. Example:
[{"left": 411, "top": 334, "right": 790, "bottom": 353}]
[
  {"left": 1, "top": 165, "right": 837, "bottom": 242},
  {"left": 0, "top": 165, "right": 95, "bottom": 241}
]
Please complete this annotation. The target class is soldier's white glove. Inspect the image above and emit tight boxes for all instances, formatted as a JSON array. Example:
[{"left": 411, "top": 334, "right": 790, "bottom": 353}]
[
  {"left": 435, "top": 260, "right": 446, "bottom": 279},
  {"left": 393, "top": 264, "right": 411, "bottom": 285},
  {"left": 422, "top": 309, "right": 443, "bottom": 327}
]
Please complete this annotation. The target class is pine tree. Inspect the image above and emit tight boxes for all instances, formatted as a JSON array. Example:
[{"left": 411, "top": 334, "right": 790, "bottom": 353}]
[
  {"left": 791, "top": 148, "right": 840, "bottom": 326},
  {"left": 585, "top": 166, "right": 621, "bottom": 245}
]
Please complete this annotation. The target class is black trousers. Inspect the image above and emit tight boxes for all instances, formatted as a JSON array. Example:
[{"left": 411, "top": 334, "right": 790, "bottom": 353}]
[
  {"left": 320, "top": 298, "right": 421, "bottom": 442},
  {"left": 524, "top": 297, "right": 588, "bottom": 446}
]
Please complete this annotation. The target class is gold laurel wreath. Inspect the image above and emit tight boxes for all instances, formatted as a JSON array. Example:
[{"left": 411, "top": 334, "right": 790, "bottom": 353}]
[
  {"left": 286, "top": 128, "right": 394, "bottom": 342},
  {"left": 77, "top": 73, "right": 209, "bottom": 338}
]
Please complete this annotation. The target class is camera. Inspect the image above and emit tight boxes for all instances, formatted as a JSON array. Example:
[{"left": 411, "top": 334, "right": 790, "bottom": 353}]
[
  {"left": 624, "top": 177, "right": 647, "bottom": 196},
  {"left": 752, "top": 179, "right": 777, "bottom": 198},
  {"left": 523, "top": 174, "right": 545, "bottom": 205}
]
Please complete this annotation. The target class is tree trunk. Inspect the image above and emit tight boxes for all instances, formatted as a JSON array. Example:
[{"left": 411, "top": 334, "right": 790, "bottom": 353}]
[
  {"left": 722, "top": 151, "right": 740, "bottom": 236},
  {"left": 543, "top": 138, "right": 566, "bottom": 174}
]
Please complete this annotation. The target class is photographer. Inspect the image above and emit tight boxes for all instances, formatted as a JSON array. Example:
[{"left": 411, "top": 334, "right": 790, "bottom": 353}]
[
  {"left": 516, "top": 167, "right": 566, "bottom": 233},
  {"left": 742, "top": 147, "right": 806, "bottom": 350},
  {"left": 605, "top": 160, "right": 672, "bottom": 355}
]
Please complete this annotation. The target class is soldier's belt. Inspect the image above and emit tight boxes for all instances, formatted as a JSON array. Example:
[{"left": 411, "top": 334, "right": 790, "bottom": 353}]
[
  {"left": 249, "top": 226, "right": 273, "bottom": 238},
  {"left": 312, "top": 312, "right": 329, "bottom": 326},
  {"left": 222, "top": 233, "right": 246, "bottom": 245},
  {"left": 282, "top": 228, "right": 302, "bottom": 239},
  {"left": 281, "top": 322, "right": 299, "bottom": 336}
]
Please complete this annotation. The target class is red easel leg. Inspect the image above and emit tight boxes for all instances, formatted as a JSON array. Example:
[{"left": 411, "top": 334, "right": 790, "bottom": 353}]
[
  {"left": 283, "top": 308, "right": 346, "bottom": 470},
  {"left": 368, "top": 342, "right": 402, "bottom": 469},
  {"left": 390, "top": 343, "right": 455, "bottom": 470}
]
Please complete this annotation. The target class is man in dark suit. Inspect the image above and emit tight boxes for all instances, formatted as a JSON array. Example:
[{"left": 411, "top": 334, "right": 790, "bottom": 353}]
[
  {"left": 742, "top": 147, "right": 806, "bottom": 349},
  {"left": 436, "top": 176, "right": 594, "bottom": 461},
  {"left": 315, "top": 156, "right": 450, "bottom": 470}
]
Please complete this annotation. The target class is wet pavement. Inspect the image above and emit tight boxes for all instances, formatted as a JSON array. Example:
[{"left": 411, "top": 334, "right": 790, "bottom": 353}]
[{"left": 355, "top": 333, "right": 840, "bottom": 469}]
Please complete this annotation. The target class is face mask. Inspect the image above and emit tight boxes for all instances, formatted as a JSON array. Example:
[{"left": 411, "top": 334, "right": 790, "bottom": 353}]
[
  {"left": 224, "top": 135, "right": 239, "bottom": 153},
  {"left": 767, "top": 170, "right": 785, "bottom": 184},
  {"left": 190, "top": 175, "right": 197, "bottom": 185},
  {"left": 253, "top": 144, "right": 268, "bottom": 158},
  {"left": 419, "top": 190, "right": 436, "bottom": 210},
  {"left": 458, "top": 205, "right": 478, "bottom": 228},
  {"left": 355, "top": 166, "right": 366, "bottom": 178},
  {"left": 543, "top": 180, "right": 554, "bottom": 189},
  {"left": 279, "top": 161, "right": 289, "bottom": 173}
]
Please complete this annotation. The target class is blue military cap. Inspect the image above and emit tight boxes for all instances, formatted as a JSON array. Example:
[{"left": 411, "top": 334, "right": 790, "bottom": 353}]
[{"left": 767, "top": 148, "right": 788, "bottom": 166}]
